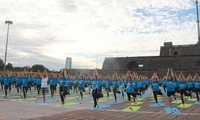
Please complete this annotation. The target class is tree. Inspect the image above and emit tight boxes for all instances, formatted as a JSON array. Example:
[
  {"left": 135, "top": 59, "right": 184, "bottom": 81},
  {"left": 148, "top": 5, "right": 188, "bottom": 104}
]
[
  {"left": 6, "top": 63, "right": 13, "bottom": 70},
  {"left": 31, "top": 64, "right": 49, "bottom": 72},
  {"left": 0, "top": 58, "right": 4, "bottom": 71}
]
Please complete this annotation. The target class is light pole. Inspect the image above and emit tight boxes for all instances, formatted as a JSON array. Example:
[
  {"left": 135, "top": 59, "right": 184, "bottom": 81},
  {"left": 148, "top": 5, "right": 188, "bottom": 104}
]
[
  {"left": 196, "top": 0, "right": 200, "bottom": 44},
  {"left": 4, "top": 20, "right": 13, "bottom": 71}
]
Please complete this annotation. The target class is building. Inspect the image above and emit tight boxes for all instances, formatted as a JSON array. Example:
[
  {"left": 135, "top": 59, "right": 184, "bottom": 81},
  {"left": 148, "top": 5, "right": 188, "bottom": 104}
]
[
  {"left": 101, "top": 41, "right": 200, "bottom": 77},
  {"left": 65, "top": 57, "right": 72, "bottom": 70}
]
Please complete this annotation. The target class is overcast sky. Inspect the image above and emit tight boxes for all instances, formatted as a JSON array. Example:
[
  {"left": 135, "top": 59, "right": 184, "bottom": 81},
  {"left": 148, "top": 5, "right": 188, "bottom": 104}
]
[{"left": 0, "top": 0, "right": 198, "bottom": 70}]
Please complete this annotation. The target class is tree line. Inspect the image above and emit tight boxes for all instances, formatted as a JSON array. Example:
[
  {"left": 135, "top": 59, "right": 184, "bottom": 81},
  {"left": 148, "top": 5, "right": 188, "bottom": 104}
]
[{"left": 0, "top": 58, "right": 50, "bottom": 72}]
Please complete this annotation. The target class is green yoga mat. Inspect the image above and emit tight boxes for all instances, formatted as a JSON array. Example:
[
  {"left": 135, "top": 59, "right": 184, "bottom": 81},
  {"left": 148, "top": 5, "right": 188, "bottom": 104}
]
[
  {"left": 126, "top": 101, "right": 144, "bottom": 106},
  {"left": 17, "top": 98, "right": 36, "bottom": 101},
  {"left": 187, "top": 98, "right": 197, "bottom": 102},
  {"left": 100, "top": 97, "right": 113, "bottom": 101},
  {"left": 172, "top": 100, "right": 182, "bottom": 104},
  {"left": 178, "top": 104, "right": 192, "bottom": 108},
  {"left": 88, "top": 99, "right": 108, "bottom": 103},
  {"left": 55, "top": 102, "right": 81, "bottom": 107},
  {"left": 29, "top": 91, "right": 38, "bottom": 94},
  {"left": 123, "top": 106, "right": 141, "bottom": 112},
  {"left": 66, "top": 96, "right": 80, "bottom": 100},
  {"left": 137, "top": 98, "right": 144, "bottom": 101},
  {"left": 150, "top": 96, "right": 163, "bottom": 99}
]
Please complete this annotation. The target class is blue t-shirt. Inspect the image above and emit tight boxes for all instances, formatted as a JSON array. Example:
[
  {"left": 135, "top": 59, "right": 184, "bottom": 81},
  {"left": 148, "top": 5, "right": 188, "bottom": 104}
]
[
  {"left": 179, "top": 82, "right": 186, "bottom": 90},
  {"left": 64, "top": 81, "right": 72, "bottom": 87},
  {"left": 187, "top": 82, "right": 193, "bottom": 89},
  {"left": 22, "top": 78, "right": 28, "bottom": 87},
  {"left": 4, "top": 77, "right": 10, "bottom": 86},
  {"left": 36, "top": 78, "right": 41, "bottom": 85},
  {"left": 166, "top": 81, "right": 175, "bottom": 92},
  {"left": 151, "top": 82, "right": 160, "bottom": 92},
  {"left": 126, "top": 83, "right": 134, "bottom": 93},
  {"left": 194, "top": 82, "right": 200, "bottom": 89},
  {"left": 16, "top": 78, "right": 22, "bottom": 85}
]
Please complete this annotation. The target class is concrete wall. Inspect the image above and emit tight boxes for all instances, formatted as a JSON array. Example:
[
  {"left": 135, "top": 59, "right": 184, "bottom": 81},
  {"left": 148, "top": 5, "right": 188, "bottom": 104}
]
[
  {"left": 102, "top": 55, "right": 200, "bottom": 70},
  {"left": 160, "top": 44, "right": 200, "bottom": 56}
]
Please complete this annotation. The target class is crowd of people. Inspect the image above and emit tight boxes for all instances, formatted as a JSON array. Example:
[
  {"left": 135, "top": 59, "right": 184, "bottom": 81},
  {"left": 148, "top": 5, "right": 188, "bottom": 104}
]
[{"left": 0, "top": 68, "right": 200, "bottom": 109}]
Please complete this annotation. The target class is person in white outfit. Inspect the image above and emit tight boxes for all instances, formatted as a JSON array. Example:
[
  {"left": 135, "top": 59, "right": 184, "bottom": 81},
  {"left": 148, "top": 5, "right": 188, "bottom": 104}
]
[{"left": 41, "top": 74, "right": 48, "bottom": 102}]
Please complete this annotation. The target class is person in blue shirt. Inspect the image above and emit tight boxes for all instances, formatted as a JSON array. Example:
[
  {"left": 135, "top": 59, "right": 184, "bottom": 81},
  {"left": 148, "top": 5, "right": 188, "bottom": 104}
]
[
  {"left": 92, "top": 84, "right": 98, "bottom": 108},
  {"left": 186, "top": 80, "right": 194, "bottom": 99},
  {"left": 78, "top": 79, "right": 86, "bottom": 100},
  {"left": 35, "top": 76, "right": 41, "bottom": 95},
  {"left": 165, "top": 74, "right": 183, "bottom": 107},
  {"left": 166, "top": 75, "right": 176, "bottom": 107},
  {"left": 151, "top": 74, "right": 163, "bottom": 103},
  {"left": 16, "top": 75, "right": 22, "bottom": 94},
  {"left": 63, "top": 81, "right": 71, "bottom": 96},
  {"left": 105, "top": 80, "right": 111, "bottom": 97},
  {"left": 27, "top": 75, "right": 33, "bottom": 92},
  {"left": 87, "top": 79, "right": 92, "bottom": 94},
  {"left": 112, "top": 80, "right": 120, "bottom": 102},
  {"left": 119, "top": 80, "right": 125, "bottom": 99},
  {"left": 3, "top": 74, "right": 10, "bottom": 97},
  {"left": 22, "top": 77, "right": 29, "bottom": 98},
  {"left": 49, "top": 75, "right": 57, "bottom": 97},
  {"left": 92, "top": 80, "right": 103, "bottom": 109},
  {"left": 72, "top": 80, "right": 78, "bottom": 93},
  {"left": 58, "top": 74, "right": 66, "bottom": 104},
  {"left": 0, "top": 74, "right": 3, "bottom": 90},
  {"left": 194, "top": 76, "right": 200, "bottom": 101},
  {"left": 126, "top": 81, "right": 140, "bottom": 110},
  {"left": 178, "top": 81, "right": 187, "bottom": 104}
]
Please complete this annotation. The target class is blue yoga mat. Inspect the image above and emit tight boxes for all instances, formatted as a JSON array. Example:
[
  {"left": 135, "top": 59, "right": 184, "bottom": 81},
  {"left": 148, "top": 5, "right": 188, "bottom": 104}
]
[
  {"left": 6, "top": 96, "right": 22, "bottom": 99},
  {"left": 165, "top": 107, "right": 181, "bottom": 115},
  {"left": 194, "top": 101, "right": 200, "bottom": 105},
  {"left": 90, "top": 104, "right": 111, "bottom": 110},
  {"left": 150, "top": 103, "right": 166, "bottom": 107},
  {"left": 32, "top": 99, "right": 58, "bottom": 104},
  {"left": 140, "top": 92, "right": 150, "bottom": 98},
  {"left": 105, "top": 100, "right": 124, "bottom": 105}
]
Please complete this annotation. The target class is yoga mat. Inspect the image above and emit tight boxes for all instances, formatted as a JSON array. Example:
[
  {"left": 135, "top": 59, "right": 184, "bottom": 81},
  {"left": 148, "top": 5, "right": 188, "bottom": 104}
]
[
  {"left": 88, "top": 100, "right": 107, "bottom": 103},
  {"left": 150, "top": 103, "right": 166, "bottom": 107},
  {"left": 137, "top": 98, "right": 145, "bottom": 101},
  {"left": 29, "top": 91, "right": 38, "bottom": 94},
  {"left": 90, "top": 104, "right": 111, "bottom": 110},
  {"left": 6, "top": 96, "right": 22, "bottom": 99},
  {"left": 172, "top": 100, "right": 182, "bottom": 104},
  {"left": 55, "top": 102, "right": 81, "bottom": 107},
  {"left": 126, "top": 101, "right": 144, "bottom": 106},
  {"left": 65, "top": 96, "right": 80, "bottom": 100},
  {"left": 100, "top": 97, "right": 112, "bottom": 100},
  {"left": 105, "top": 100, "right": 125, "bottom": 105},
  {"left": 82, "top": 97, "right": 93, "bottom": 101},
  {"left": 178, "top": 104, "right": 192, "bottom": 108},
  {"left": 54, "top": 93, "right": 60, "bottom": 96},
  {"left": 17, "top": 98, "right": 36, "bottom": 101},
  {"left": 123, "top": 106, "right": 141, "bottom": 112},
  {"left": 45, "top": 94, "right": 53, "bottom": 97},
  {"left": 32, "top": 99, "right": 58, "bottom": 104},
  {"left": 150, "top": 99, "right": 163, "bottom": 103},
  {"left": 150, "top": 96, "right": 163, "bottom": 99},
  {"left": 187, "top": 98, "right": 197, "bottom": 102},
  {"left": 194, "top": 101, "right": 200, "bottom": 105},
  {"left": 165, "top": 107, "right": 181, "bottom": 115},
  {"left": 140, "top": 92, "right": 150, "bottom": 98}
]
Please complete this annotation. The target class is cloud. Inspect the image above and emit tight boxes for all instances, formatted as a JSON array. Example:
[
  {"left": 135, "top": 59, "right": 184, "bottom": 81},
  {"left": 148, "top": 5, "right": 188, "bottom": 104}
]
[{"left": 0, "top": 0, "right": 198, "bottom": 70}]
